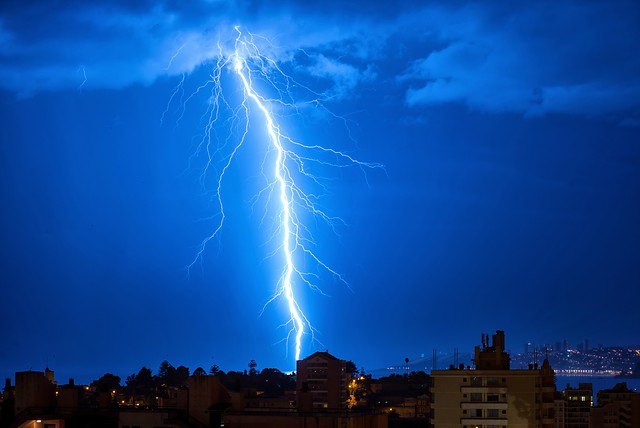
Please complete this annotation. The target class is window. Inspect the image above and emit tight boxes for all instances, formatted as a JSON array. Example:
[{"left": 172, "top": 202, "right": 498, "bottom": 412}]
[
  {"left": 487, "top": 394, "right": 499, "bottom": 402},
  {"left": 487, "top": 377, "right": 499, "bottom": 386},
  {"left": 471, "top": 377, "right": 482, "bottom": 386},
  {"left": 470, "top": 393, "right": 482, "bottom": 402},
  {"left": 472, "top": 409, "right": 482, "bottom": 417},
  {"left": 487, "top": 409, "right": 499, "bottom": 418}
]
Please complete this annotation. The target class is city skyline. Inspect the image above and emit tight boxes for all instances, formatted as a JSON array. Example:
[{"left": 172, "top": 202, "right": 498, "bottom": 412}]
[
  {"left": 2, "top": 333, "right": 639, "bottom": 388},
  {"left": 1, "top": 1, "right": 639, "bottom": 385}
]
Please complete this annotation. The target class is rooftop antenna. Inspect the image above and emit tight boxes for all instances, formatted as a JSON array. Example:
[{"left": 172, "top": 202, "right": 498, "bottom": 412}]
[{"left": 432, "top": 349, "right": 436, "bottom": 371}]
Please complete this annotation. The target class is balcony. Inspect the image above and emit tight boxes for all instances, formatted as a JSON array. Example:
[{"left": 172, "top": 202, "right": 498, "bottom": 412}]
[
  {"left": 461, "top": 402, "right": 508, "bottom": 410},
  {"left": 461, "top": 418, "right": 507, "bottom": 426},
  {"left": 460, "top": 386, "right": 508, "bottom": 394}
]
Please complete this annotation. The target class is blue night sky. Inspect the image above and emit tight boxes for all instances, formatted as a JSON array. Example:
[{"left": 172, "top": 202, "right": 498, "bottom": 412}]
[{"left": 1, "top": 1, "right": 639, "bottom": 384}]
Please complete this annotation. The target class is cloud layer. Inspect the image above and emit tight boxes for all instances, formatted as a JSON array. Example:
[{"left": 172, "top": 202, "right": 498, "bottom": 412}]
[
  {"left": 398, "top": 2, "right": 640, "bottom": 117},
  {"left": 1, "top": 0, "right": 639, "bottom": 118}
]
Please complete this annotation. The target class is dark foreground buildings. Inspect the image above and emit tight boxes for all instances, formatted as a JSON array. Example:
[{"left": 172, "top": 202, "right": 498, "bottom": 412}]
[
  {"left": 2, "top": 331, "right": 639, "bottom": 428},
  {"left": 0, "top": 353, "right": 387, "bottom": 428}
]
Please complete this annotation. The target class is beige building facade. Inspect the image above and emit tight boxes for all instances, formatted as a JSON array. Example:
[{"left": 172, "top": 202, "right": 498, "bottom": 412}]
[{"left": 431, "top": 331, "right": 555, "bottom": 428}]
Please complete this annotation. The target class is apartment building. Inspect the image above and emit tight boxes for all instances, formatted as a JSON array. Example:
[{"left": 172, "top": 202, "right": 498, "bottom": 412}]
[{"left": 431, "top": 330, "right": 556, "bottom": 428}]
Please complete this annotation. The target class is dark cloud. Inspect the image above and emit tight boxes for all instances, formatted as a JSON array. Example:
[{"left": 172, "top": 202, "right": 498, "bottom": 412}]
[
  {"left": 0, "top": 0, "right": 637, "bottom": 135},
  {"left": 398, "top": 2, "right": 640, "bottom": 117},
  {"left": 0, "top": 0, "right": 381, "bottom": 97},
  {"left": 4, "top": 1, "right": 637, "bottom": 118}
]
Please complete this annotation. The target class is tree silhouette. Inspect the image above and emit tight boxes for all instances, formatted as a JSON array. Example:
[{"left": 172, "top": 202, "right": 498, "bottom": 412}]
[
  {"left": 124, "top": 366, "right": 155, "bottom": 403},
  {"left": 248, "top": 360, "right": 258, "bottom": 377},
  {"left": 175, "top": 366, "right": 190, "bottom": 384},
  {"left": 158, "top": 360, "right": 174, "bottom": 383},
  {"left": 91, "top": 373, "right": 121, "bottom": 393}
]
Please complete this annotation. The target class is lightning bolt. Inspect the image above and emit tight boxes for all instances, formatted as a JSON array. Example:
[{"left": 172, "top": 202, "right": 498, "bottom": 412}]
[
  {"left": 76, "top": 66, "right": 87, "bottom": 91},
  {"left": 179, "top": 27, "right": 381, "bottom": 363}
]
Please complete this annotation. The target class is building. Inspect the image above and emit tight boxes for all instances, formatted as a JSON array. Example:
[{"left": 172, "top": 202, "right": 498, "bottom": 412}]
[
  {"left": 563, "top": 383, "right": 592, "bottom": 428},
  {"left": 554, "top": 393, "right": 565, "bottom": 428},
  {"left": 9, "top": 370, "right": 117, "bottom": 428},
  {"left": 14, "top": 370, "right": 56, "bottom": 415},
  {"left": 431, "top": 330, "right": 556, "bottom": 428},
  {"left": 590, "top": 382, "right": 640, "bottom": 428},
  {"left": 5, "top": 366, "right": 385, "bottom": 428},
  {"left": 223, "top": 410, "right": 388, "bottom": 428},
  {"left": 188, "top": 374, "right": 230, "bottom": 427},
  {"left": 224, "top": 352, "right": 386, "bottom": 427},
  {"left": 296, "top": 351, "right": 348, "bottom": 411}
]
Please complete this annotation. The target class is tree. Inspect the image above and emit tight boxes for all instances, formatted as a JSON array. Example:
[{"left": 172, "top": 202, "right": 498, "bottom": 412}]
[
  {"left": 136, "top": 367, "right": 154, "bottom": 387},
  {"left": 193, "top": 367, "right": 207, "bottom": 376},
  {"left": 175, "top": 366, "right": 190, "bottom": 384},
  {"left": 91, "top": 373, "right": 121, "bottom": 393},
  {"left": 346, "top": 360, "right": 358, "bottom": 375},
  {"left": 124, "top": 367, "right": 155, "bottom": 403},
  {"left": 125, "top": 374, "right": 136, "bottom": 389},
  {"left": 209, "top": 364, "right": 221, "bottom": 375},
  {"left": 248, "top": 360, "right": 258, "bottom": 377},
  {"left": 258, "top": 368, "right": 295, "bottom": 395},
  {"left": 158, "top": 360, "right": 175, "bottom": 383}
]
